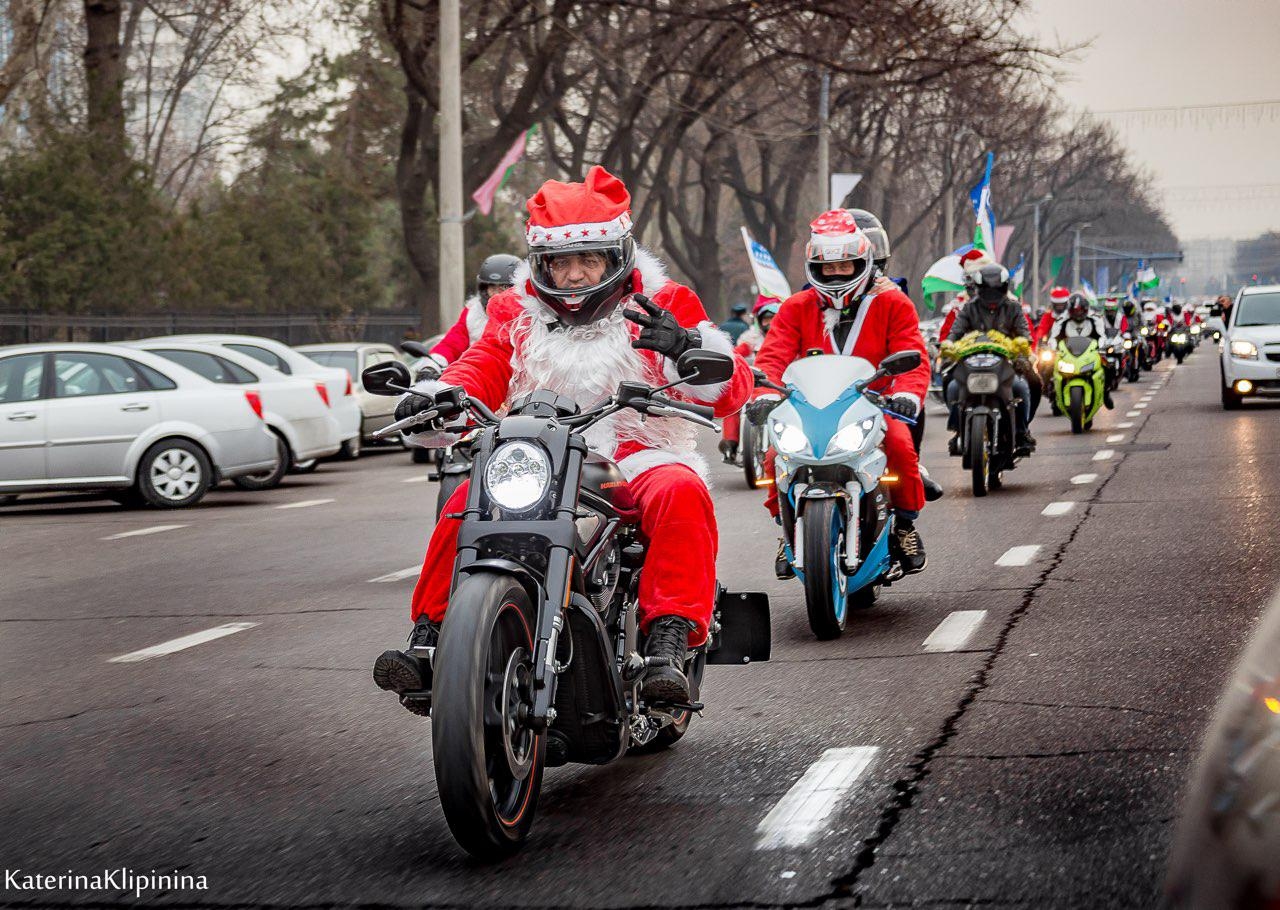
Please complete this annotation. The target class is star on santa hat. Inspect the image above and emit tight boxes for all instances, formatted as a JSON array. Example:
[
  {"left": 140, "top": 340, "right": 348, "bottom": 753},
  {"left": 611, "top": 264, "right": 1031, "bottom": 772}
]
[{"left": 525, "top": 165, "right": 633, "bottom": 248}]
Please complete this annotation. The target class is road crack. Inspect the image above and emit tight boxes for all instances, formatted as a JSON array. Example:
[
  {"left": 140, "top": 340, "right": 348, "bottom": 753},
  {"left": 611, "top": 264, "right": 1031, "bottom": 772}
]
[{"left": 0, "top": 695, "right": 165, "bottom": 730}]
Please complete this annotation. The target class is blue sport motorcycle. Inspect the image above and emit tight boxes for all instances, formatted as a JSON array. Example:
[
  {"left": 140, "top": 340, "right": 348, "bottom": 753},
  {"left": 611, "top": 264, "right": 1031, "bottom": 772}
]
[{"left": 764, "top": 350, "right": 922, "bottom": 639}]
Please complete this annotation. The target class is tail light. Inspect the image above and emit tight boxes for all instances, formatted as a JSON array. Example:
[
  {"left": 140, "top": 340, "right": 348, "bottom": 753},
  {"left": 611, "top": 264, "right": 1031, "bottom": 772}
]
[
  {"left": 314, "top": 382, "right": 331, "bottom": 407},
  {"left": 244, "top": 390, "right": 264, "bottom": 420},
  {"left": 344, "top": 374, "right": 353, "bottom": 396}
]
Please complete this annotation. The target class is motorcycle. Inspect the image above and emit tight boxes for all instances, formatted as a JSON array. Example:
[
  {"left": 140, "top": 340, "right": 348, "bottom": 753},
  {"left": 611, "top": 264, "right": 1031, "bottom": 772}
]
[
  {"left": 1122, "top": 333, "right": 1141, "bottom": 382},
  {"left": 945, "top": 334, "right": 1029, "bottom": 497},
  {"left": 1168, "top": 326, "right": 1193, "bottom": 364},
  {"left": 740, "top": 378, "right": 771, "bottom": 489},
  {"left": 765, "top": 349, "right": 922, "bottom": 639},
  {"left": 1054, "top": 336, "right": 1105, "bottom": 434},
  {"left": 361, "top": 352, "right": 770, "bottom": 859},
  {"left": 1036, "top": 342, "right": 1059, "bottom": 415},
  {"left": 1100, "top": 333, "right": 1126, "bottom": 393},
  {"left": 400, "top": 340, "right": 442, "bottom": 465},
  {"left": 433, "top": 433, "right": 475, "bottom": 519}
]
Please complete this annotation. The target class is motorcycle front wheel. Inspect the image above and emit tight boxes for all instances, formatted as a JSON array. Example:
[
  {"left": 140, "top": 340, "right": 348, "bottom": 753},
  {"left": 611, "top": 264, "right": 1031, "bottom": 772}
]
[
  {"left": 801, "top": 498, "right": 848, "bottom": 640},
  {"left": 433, "top": 572, "right": 544, "bottom": 859},
  {"left": 741, "top": 418, "right": 764, "bottom": 489},
  {"left": 967, "top": 412, "right": 989, "bottom": 497},
  {"left": 1067, "top": 385, "right": 1085, "bottom": 434}
]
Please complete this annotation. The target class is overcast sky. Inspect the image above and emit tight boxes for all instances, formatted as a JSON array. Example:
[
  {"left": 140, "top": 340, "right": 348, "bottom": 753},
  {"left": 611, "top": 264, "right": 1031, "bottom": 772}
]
[{"left": 1025, "top": 0, "right": 1280, "bottom": 242}]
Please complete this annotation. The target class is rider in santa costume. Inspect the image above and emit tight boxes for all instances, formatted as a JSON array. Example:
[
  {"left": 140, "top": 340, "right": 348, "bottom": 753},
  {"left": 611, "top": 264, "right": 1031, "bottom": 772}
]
[{"left": 374, "top": 165, "right": 753, "bottom": 716}]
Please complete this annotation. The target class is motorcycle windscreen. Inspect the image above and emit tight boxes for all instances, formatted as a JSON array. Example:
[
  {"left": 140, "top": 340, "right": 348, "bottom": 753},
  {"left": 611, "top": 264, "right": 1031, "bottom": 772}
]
[
  {"left": 781, "top": 355, "right": 875, "bottom": 408},
  {"left": 1064, "top": 336, "right": 1094, "bottom": 357}
]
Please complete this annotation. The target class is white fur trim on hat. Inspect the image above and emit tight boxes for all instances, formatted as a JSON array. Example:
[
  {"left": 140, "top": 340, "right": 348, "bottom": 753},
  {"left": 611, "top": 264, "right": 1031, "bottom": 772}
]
[{"left": 526, "top": 211, "right": 633, "bottom": 248}]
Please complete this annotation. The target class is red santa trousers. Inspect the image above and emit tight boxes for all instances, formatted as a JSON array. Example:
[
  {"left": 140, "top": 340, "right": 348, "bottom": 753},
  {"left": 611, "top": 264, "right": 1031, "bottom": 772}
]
[
  {"left": 761, "top": 417, "right": 924, "bottom": 518},
  {"left": 722, "top": 410, "right": 742, "bottom": 444},
  {"left": 410, "top": 463, "right": 716, "bottom": 645}
]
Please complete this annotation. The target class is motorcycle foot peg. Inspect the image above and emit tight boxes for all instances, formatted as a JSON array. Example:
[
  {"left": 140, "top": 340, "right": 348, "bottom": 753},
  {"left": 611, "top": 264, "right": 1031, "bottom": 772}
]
[{"left": 621, "top": 652, "right": 647, "bottom": 682}]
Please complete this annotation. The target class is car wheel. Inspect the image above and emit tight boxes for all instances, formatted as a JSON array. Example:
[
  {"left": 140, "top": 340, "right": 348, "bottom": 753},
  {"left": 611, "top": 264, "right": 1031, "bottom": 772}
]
[
  {"left": 233, "top": 434, "right": 290, "bottom": 491},
  {"left": 340, "top": 436, "right": 361, "bottom": 460},
  {"left": 136, "top": 439, "right": 212, "bottom": 508}
]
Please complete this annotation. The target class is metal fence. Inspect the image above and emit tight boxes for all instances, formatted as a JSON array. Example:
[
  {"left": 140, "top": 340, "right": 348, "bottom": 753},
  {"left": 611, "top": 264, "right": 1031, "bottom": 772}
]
[{"left": 0, "top": 311, "right": 430, "bottom": 347}]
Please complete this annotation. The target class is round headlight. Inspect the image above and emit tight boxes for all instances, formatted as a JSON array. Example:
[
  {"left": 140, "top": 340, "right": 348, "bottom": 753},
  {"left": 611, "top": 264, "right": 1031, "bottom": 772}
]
[
  {"left": 1123, "top": 339, "right": 1133, "bottom": 349},
  {"left": 484, "top": 441, "right": 551, "bottom": 512},
  {"left": 772, "top": 421, "right": 809, "bottom": 456}
]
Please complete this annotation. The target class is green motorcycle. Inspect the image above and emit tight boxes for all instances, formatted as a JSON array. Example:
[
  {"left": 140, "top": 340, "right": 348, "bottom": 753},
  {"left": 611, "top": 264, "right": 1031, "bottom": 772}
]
[{"left": 1053, "top": 336, "right": 1105, "bottom": 434}]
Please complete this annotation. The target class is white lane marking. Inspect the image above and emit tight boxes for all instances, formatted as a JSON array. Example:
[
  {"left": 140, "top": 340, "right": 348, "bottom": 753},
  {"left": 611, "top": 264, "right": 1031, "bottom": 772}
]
[
  {"left": 401, "top": 476, "right": 432, "bottom": 484},
  {"left": 1106, "top": 434, "right": 1125, "bottom": 443},
  {"left": 1140, "top": 396, "right": 1154, "bottom": 403},
  {"left": 1093, "top": 449, "right": 1114, "bottom": 461},
  {"left": 1071, "top": 473, "right": 1098, "bottom": 485},
  {"left": 1134, "top": 402, "right": 1148, "bottom": 409},
  {"left": 368, "top": 565, "right": 423, "bottom": 583},
  {"left": 922, "top": 610, "right": 987, "bottom": 652},
  {"left": 1042, "top": 501, "right": 1075, "bottom": 517},
  {"left": 108, "top": 622, "right": 258, "bottom": 664},
  {"left": 276, "top": 498, "right": 335, "bottom": 510},
  {"left": 1117, "top": 422, "right": 1134, "bottom": 429},
  {"left": 755, "top": 747, "right": 879, "bottom": 849},
  {"left": 100, "top": 524, "right": 188, "bottom": 541},
  {"left": 1126, "top": 410, "right": 1141, "bottom": 417},
  {"left": 996, "top": 544, "right": 1041, "bottom": 567}
]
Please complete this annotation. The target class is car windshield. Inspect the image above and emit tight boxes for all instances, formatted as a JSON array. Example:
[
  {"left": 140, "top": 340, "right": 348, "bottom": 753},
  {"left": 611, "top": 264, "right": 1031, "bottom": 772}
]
[
  {"left": 1235, "top": 292, "right": 1280, "bottom": 327},
  {"left": 304, "top": 350, "right": 358, "bottom": 379}
]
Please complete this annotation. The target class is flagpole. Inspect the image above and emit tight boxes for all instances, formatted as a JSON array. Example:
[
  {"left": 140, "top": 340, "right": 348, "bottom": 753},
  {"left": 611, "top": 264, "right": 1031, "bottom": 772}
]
[
  {"left": 817, "top": 72, "right": 830, "bottom": 209},
  {"left": 438, "top": 0, "right": 466, "bottom": 334}
]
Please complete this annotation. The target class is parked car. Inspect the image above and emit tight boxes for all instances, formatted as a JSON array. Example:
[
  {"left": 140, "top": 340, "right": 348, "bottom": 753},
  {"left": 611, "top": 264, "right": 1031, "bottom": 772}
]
[
  {"left": 137, "top": 334, "right": 363, "bottom": 457},
  {"left": 122, "top": 341, "right": 342, "bottom": 490},
  {"left": 1220, "top": 285, "right": 1280, "bottom": 409},
  {"left": 295, "top": 342, "right": 406, "bottom": 445},
  {"left": 0, "top": 344, "right": 277, "bottom": 508}
]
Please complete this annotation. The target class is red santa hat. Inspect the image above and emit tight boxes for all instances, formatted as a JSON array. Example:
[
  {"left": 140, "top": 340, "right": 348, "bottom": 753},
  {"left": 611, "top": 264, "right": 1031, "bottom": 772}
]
[
  {"left": 806, "top": 209, "right": 871, "bottom": 261},
  {"left": 525, "top": 165, "right": 633, "bottom": 248},
  {"left": 1049, "top": 286, "right": 1070, "bottom": 304}
]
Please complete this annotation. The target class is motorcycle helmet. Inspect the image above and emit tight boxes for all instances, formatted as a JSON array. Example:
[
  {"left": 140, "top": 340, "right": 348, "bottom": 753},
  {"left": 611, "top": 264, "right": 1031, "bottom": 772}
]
[
  {"left": 965, "top": 263, "right": 1010, "bottom": 310},
  {"left": 1049, "top": 286, "right": 1070, "bottom": 316},
  {"left": 803, "top": 209, "right": 875, "bottom": 310},
  {"left": 1067, "top": 293, "right": 1090, "bottom": 321},
  {"left": 1171, "top": 302, "right": 1183, "bottom": 317},
  {"left": 1103, "top": 297, "right": 1120, "bottom": 319},
  {"left": 525, "top": 166, "right": 638, "bottom": 327},
  {"left": 845, "top": 208, "right": 891, "bottom": 270},
  {"left": 756, "top": 302, "right": 780, "bottom": 333},
  {"left": 476, "top": 253, "right": 521, "bottom": 308}
]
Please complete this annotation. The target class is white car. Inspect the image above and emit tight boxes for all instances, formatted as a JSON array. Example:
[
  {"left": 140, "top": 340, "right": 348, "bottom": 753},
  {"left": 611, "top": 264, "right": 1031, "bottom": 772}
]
[
  {"left": 1220, "top": 285, "right": 1280, "bottom": 409},
  {"left": 137, "top": 334, "right": 363, "bottom": 457},
  {"left": 295, "top": 342, "right": 405, "bottom": 443},
  {"left": 0, "top": 344, "right": 277, "bottom": 508},
  {"left": 122, "top": 341, "right": 343, "bottom": 489}
]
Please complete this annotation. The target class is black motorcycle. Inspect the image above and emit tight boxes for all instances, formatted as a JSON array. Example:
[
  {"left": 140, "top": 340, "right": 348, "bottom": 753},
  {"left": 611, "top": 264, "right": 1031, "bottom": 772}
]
[
  {"left": 362, "top": 352, "right": 771, "bottom": 859},
  {"left": 1168, "top": 325, "right": 1193, "bottom": 364},
  {"left": 946, "top": 337, "right": 1027, "bottom": 497}
]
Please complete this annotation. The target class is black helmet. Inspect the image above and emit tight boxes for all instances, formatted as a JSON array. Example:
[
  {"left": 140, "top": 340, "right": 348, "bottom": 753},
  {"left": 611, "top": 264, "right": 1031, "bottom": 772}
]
[
  {"left": 1171, "top": 302, "right": 1183, "bottom": 316},
  {"left": 965, "top": 263, "right": 1010, "bottom": 309},
  {"left": 476, "top": 253, "right": 521, "bottom": 308},
  {"left": 1122, "top": 299, "right": 1138, "bottom": 316},
  {"left": 1067, "top": 293, "right": 1090, "bottom": 321},
  {"left": 845, "top": 208, "right": 891, "bottom": 268}
]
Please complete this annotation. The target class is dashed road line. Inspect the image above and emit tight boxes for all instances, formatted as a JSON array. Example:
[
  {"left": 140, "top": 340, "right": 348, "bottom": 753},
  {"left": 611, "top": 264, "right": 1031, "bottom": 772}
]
[
  {"left": 100, "top": 524, "right": 188, "bottom": 541},
  {"left": 276, "top": 499, "right": 335, "bottom": 510},
  {"left": 755, "top": 747, "right": 879, "bottom": 849},
  {"left": 1106, "top": 434, "right": 1125, "bottom": 443},
  {"left": 922, "top": 610, "right": 987, "bottom": 652},
  {"left": 1093, "top": 449, "right": 1114, "bottom": 461},
  {"left": 368, "top": 565, "right": 423, "bottom": 583},
  {"left": 1042, "top": 501, "right": 1075, "bottom": 517},
  {"left": 1126, "top": 410, "right": 1141, "bottom": 417},
  {"left": 1117, "top": 422, "right": 1134, "bottom": 429},
  {"left": 108, "top": 622, "right": 258, "bottom": 664},
  {"left": 1134, "top": 402, "right": 1148, "bottom": 409},
  {"left": 1071, "top": 473, "right": 1098, "bottom": 485},
  {"left": 996, "top": 544, "right": 1041, "bottom": 567}
]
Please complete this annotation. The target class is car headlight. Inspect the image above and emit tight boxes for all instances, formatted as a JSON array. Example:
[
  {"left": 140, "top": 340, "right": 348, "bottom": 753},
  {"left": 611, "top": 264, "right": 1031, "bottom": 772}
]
[
  {"left": 484, "top": 441, "right": 551, "bottom": 512},
  {"left": 1230, "top": 340, "right": 1258, "bottom": 360},
  {"left": 1123, "top": 339, "right": 1133, "bottom": 349},
  {"left": 966, "top": 372, "right": 1000, "bottom": 394},
  {"left": 772, "top": 421, "right": 810, "bottom": 456},
  {"left": 826, "top": 418, "right": 876, "bottom": 457}
]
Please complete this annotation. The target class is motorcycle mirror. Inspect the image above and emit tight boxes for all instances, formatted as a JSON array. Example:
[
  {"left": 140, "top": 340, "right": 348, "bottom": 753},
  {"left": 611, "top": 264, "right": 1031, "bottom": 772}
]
[
  {"left": 361, "top": 360, "right": 412, "bottom": 396},
  {"left": 676, "top": 350, "right": 735, "bottom": 386},
  {"left": 881, "top": 350, "right": 922, "bottom": 376},
  {"left": 399, "top": 340, "right": 432, "bottom": 359}
]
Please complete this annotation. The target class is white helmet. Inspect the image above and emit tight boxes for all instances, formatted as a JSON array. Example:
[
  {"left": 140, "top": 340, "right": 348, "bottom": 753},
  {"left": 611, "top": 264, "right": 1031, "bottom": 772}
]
[{"left": 804, "top": 209, "right": 875, "bottom": 309}]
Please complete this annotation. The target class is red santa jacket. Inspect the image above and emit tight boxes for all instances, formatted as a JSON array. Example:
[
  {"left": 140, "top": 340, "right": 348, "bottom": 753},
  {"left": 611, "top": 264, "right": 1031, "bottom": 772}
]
[
  {"left": 435, "top": 249, "right": 753, "bottom": 482},
  {"left": 753, "top": 286, "right": 930, "bottom": 408},
  {"left": 428, "top": 295, "right": 487, "bottom": 367}
]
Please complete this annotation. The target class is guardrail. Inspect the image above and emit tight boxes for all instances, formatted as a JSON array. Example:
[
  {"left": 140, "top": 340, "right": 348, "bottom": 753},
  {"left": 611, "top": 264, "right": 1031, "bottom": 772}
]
[{"left": 0, "top": 312, "right": 428, "bottom": 346}]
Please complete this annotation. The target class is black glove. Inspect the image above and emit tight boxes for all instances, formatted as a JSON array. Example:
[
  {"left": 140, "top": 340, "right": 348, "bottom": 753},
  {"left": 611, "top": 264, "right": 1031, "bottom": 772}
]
[
  {"left": 395, "top": 393, "right": 435, "bottom": 423},
  {"left": 746, "top": 397, "right": 779, "bottom": 426},
  {"left": 624, "top": 294, "right": 701, "bottom": 361},
  {"left": 413, "top": 360, "right": 441, "bottom": 383},
  {"left": 884, "top": 396, "right": 918, "bottom": 421}
]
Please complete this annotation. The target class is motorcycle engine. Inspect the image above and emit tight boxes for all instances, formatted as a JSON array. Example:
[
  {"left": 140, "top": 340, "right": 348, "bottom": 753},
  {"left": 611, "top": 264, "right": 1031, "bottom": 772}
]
[{"left": 587, "top": 541, "right": 621, "bottom": 612}]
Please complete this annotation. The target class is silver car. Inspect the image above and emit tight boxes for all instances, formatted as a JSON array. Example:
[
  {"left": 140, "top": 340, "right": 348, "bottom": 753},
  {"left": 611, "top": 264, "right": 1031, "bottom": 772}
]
[
  {"left": 295, "top": 342, "right": 406, "bottom": 443},
  {"left": 0, "top": 344, "right": 277, "bottom": 508}
]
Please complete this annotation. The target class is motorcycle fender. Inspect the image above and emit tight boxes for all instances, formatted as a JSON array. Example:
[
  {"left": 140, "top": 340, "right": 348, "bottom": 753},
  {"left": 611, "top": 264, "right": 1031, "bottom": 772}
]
[
  {"left": 457, "top": 558, "right": 545, "bottom": 610},
  {"left": 793, "top": 485, "right": 843, "bottom": 570}
]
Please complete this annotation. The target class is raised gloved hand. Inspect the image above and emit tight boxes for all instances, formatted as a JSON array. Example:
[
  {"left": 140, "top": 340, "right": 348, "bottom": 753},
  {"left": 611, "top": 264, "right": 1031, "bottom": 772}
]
[
  {"left": 624, "top": 294, "right": 701, "bottom": 361},
  {"left": 746, "top": 396, "right": 780, "bottom": 426},
  {"left": 884, "top": 395, "right": 918, "bottom": 421}
]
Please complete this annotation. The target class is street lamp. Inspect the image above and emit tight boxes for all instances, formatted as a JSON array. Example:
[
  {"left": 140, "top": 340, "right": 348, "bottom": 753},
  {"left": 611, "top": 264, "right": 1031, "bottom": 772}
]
[{"left": 1031, "top": 194, "right": 1052, "bottom": 313}]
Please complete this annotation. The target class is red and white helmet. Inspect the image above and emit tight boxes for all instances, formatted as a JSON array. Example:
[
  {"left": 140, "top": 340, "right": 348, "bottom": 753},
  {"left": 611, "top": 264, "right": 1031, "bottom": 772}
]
[
  {"left": 804, "top": 209, "right": 875, "bottom": 309},
  {"left": 1049, "top": 286, "right": 1070, "bottom": 315}
]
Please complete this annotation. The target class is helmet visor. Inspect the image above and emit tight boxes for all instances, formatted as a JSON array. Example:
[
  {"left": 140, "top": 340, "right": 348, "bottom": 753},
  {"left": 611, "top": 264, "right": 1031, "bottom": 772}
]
[{"left": 529, "top": 240, "right": 633, "bottom": 310}]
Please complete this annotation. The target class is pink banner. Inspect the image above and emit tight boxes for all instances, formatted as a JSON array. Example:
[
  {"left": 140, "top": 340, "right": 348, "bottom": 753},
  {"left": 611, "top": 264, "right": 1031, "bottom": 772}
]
[
  {"left": 994, "top": 225, "right": 1014, "bottom": 264},
  {"left": 471, "top": 129, "right": 529, "bottom": 215}
]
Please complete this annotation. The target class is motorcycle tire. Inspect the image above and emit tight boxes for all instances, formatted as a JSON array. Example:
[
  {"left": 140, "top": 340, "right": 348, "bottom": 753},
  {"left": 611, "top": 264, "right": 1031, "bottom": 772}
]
[
  {"left": 1175, "top": 352, "right": 1185, "bottom": 364},
  {"left": 967, "top": 413, "right": 988, "bottom": 498},
  {"left": 741, "top": 417, "right": 764, "bottom": 489},
  {"left": 436, "top": 471, "right": 467, "bottom": 520},
  {"left": 801, "top": 498, "right": 849, "bottom": 640},
  {"left": 432, "top": 572, "right": 544, "bottom": 860},
  {"left": 1067, "top": 385, "right": 1085, "bottom": 435}
]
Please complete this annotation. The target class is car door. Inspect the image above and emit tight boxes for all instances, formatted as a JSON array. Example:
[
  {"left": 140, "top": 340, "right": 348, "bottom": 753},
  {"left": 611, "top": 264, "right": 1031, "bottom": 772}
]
[
  {"left": 0, "top": 352, "right": 48, "bottom": 484},
  {"left": 44, "top": 352, "right": 158, "bottom": 482}
]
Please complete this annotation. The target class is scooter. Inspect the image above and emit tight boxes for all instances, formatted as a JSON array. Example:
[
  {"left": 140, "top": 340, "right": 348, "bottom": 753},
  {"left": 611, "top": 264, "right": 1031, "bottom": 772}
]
[
  {"left": 766, "top": 350, "right": 922, "bottom": 639},
  {"left": 1054, "top": 336, "right": 1106, "bottom": 434}
]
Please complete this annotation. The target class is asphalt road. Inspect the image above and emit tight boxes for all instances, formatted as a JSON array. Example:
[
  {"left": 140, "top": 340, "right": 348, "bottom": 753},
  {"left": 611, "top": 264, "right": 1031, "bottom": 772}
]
[{"left": 2, "top": 344, "right": 1275, "bottom": 908}]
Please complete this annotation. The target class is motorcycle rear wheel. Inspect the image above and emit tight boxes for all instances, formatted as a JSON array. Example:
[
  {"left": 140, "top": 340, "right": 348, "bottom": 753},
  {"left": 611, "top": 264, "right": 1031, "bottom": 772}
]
[
  {"left": 1067, "top": 385, "right": 1085, "bottom": 434},
  {"left": 433, "top": 572, "right": 544, "bottom": 859},
  {"left": 968, "top": 413, "right": 988, "bottom": 498},
  {"left": 801, "top": 498, "right": 848, "bottom": 640}
]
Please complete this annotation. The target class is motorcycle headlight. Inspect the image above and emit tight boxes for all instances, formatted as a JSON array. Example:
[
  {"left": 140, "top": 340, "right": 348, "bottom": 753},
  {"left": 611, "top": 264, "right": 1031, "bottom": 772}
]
[
  {"left": 1230, "top": 340, "right": 1258, "bottom": 360},
  {"left": 1140, "top": 327, "right": 1150, "bottom": 336},
  {"left": 1038, "top": 349, "right": 1055, "bottom": 364},
  {"left": 966, "top": 372, "right": 1000, "bottom": 394},
  {"left": 826, "top": 417, "right": 876, "bottom": 457},
  {"left": 772, "top": 421, "right": 810, "bottom": 456},
  {"left": 484, "top": 441, "right": 551, "bottom": 512},
  {"left": 1191, "top": 325, "right": 1202, "bottom": 335},
  {"left": 1123, "top": 339, "right": 1133, "bottom": 349},
  {"left": 1058, "top": 362, "right": 1078, "bottom": 375}
]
